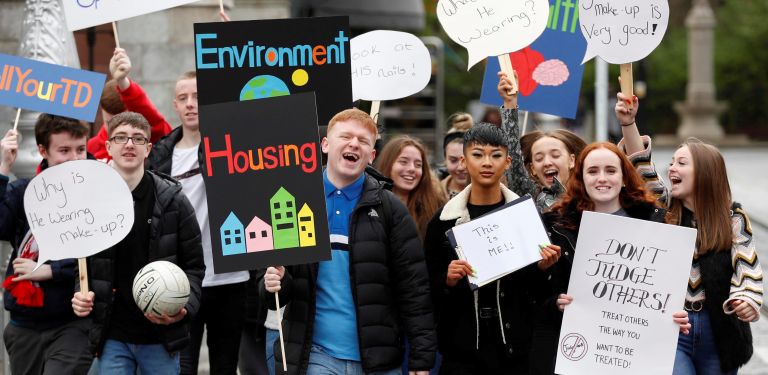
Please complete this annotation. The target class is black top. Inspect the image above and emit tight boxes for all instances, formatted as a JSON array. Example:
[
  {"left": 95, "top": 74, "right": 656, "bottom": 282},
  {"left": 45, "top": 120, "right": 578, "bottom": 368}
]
[
  {"left": 467, "top": 199, "right": 505, "bottom": 310},
  {"left": 108, "top": 173, "right": 157, "bottom": 344}
]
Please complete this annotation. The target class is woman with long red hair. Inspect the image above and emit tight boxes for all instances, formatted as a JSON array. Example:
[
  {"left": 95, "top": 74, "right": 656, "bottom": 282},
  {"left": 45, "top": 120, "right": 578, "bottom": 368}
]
[{"left": 529, "top": 142, "right": 690, "bottom": 374}]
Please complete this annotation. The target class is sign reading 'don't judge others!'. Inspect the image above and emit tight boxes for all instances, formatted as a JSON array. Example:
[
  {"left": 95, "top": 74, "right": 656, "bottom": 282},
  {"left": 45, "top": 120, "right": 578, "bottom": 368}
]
[
  {"left": 194, "top": 16, "right": 351, "bottom": 126},
  {"left": 555, "top": 211, "right": 695, "bottom": 375}
]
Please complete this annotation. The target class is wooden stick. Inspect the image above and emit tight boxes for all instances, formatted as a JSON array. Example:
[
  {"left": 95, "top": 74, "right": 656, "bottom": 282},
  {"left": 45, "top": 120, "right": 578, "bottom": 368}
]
[
  {"left": 78, "top": 258, "right": 89, "bottom": 295},
  {"left": 275, "top": 292, "right": 287, "bottom": 372},
  {"left": 619, "top": 63, "right": 633, "bottom": 108},
  {"left": 497, "top": 54, "right": 518, "bottom": 95},
  {"left": 219, "top": 0, "right": 224, "bottom": 13},
  {"left": 112, "top": 21, "right": 120, "bottom": 48},
  {"left": 12, "top": 108, "right": 20, "bottom": 131},
  {"left": 370, "top": 100, "right": 381, "bottom": 123},
  {"left": 521, "top": 110, "right": 529, "bottom": 135}
]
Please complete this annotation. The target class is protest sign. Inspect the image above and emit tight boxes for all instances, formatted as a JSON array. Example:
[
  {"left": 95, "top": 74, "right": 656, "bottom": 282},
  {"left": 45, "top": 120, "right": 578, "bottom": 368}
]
[
  {"left": 350, "top": 30, "right": 431, "bottom": 101},
  {"left": 23, "top": 160, "right": 134, "bottom": 266},
  {"left": 194, "top": 16, "right": 351, "bottom": 126},
  {"left": 555, "top": 211, "right": 696, "bottom": 375},
  {"left": 579, "top": 0, "right": 669, "bottom": 64},
  {"left": 61, "top": 0, "right": 202, "bottom": 31},
  {"left": 437, "top": 0, "right": 549, "bottom": 70},
  {"left": 447, "top": 196, "right": 546, "bottom": 289},
  {"left": 0, "top": 53, "right": 105, "bottom": 122},
  {"left": 480, "top": 0, "right": 587, "bottom": 119},
  {"left": 199, "top": 92, "right": 331, "bottom": 273}
]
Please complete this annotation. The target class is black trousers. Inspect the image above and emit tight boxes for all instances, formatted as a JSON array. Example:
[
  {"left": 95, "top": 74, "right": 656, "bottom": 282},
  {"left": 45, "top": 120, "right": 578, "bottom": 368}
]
[
  {"left": 3, "top": 318, "right": 93, "bottom": 375},
  {"left": 439, "top": 316, "right": 528, "bottom": 375},
  {"left": 180, "top": 282, "right": 247, "bottom": 375}
]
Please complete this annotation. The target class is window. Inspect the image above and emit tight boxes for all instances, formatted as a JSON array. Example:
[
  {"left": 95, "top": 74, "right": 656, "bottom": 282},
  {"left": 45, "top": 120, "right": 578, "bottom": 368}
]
[
  {"left": 287, "top": 201, "right": 293, "bottom": 208},
  {"left": 308, "top": 233, "right": 313, "bottom": 238},
  {"left": 250, "top": 232, "right": 256, "bottom": 239},
  {"left": 235, "top": 237, "right": 241, "bottom": 244},
  {"left": 224, "top": 230, "right": 231, "bottom": 235},
  {"left": 274, "top": 202, "right": 280, "bottom": 209},
  {"left": 275, "top": 213, "right": 282, "bottom": 220},
  {"left": 301, "top": 226, "right": 306, "bottom": 231},
  {"left": 234, "top": 229, "right": 241, "bottom": 235},
  {"left": 225, "top": 238, "right": 231, "bottom": 245},
  {"left": 287, "top": 212, "right": 293, "bottom": 218},
  {"left": 261, "top": 230, "right": 268, "bottom": 237}
]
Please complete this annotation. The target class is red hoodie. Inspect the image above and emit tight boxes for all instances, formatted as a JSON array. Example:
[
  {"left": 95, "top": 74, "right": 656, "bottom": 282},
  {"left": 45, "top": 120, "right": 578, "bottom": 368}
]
[{"left": 87, "top": 79, "right": 172, "bottom": 160}]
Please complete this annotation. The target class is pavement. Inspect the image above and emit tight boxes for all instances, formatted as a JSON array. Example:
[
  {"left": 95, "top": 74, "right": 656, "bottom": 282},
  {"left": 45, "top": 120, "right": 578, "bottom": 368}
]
[{"left": 655, "top": 146, "right": 768, "bottom": 375}]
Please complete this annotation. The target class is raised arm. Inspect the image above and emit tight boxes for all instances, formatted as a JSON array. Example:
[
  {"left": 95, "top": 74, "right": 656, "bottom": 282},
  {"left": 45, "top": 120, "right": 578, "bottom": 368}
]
[
  {"left": 498, "top": 71, "right": 538, "bottom": 198},
  {"left": 724, "top": 206, "right": 763, "bottom": 322}
]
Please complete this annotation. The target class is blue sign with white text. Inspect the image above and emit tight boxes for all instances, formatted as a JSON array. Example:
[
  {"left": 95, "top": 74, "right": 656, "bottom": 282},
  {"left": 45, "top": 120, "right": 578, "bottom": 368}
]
[
  {"left": 0, "top": 53, "right": 106, "bottom": 122},
  {"left": 480, "top": 0, "right": 586, "bottom": 119}
]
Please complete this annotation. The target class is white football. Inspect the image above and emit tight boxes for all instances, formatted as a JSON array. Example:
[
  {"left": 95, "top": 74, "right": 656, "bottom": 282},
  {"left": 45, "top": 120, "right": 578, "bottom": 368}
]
[{"left": 132, "top": 260, "right": 190, "bottom": 317}]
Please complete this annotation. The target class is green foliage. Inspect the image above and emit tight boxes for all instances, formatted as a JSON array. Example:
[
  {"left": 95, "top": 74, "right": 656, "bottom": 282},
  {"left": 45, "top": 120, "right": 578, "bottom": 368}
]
[{"left": 714, "top": 0, "right": 768, "bottom": 137}]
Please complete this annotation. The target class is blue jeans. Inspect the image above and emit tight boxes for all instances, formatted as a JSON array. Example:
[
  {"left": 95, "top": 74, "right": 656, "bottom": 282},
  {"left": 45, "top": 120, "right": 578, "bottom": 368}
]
[
  {"left": 307, "top": 345, "right": 401, "bottom": 375},
  {"left": 673, "top": 310, "right": 737, "bottom": 375},
  {"left": 99, "top": 339, "right": 180, "bottom": 375},
  {"left": 266, "top": 328, "right": 280, "bottom": 375}
]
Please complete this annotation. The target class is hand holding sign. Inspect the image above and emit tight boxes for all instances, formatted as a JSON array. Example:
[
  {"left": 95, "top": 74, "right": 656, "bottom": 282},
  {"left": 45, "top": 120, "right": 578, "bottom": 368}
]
[
  {"left": 437, "top": 0, "right": 549, "bottom": 70},
  {"left": 23, "top": 160, "right": 134, "bottom": 267},
  {"left": 350, "top": 30, "right": 431, "bottom": 102},
  {"left": 579, "top": 0, "right": 669, "bottom": 64}
]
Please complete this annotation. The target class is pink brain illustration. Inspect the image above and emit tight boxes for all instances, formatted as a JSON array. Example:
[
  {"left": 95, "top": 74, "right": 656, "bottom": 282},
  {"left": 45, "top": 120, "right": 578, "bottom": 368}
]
[{"left": 532, "top": 59, "right": 570, "bottom": 86}]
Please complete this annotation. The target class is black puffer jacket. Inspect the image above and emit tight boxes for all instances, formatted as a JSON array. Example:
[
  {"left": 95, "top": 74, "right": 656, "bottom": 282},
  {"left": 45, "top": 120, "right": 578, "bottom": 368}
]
[
  {"left": 146, "top": 126, "right": 203, "bottom": 175},
  {"left": 260, "top": 173, "right": 437, "bottom": 375},
  {"left": 423, "top": 184, "right": 539, "bottom": 371},
  {"left": 529, "top": 200, "right": 666, "bottom": 374},
  {"left": 80, "top": 171, "right": 204, "bottom": 356}
]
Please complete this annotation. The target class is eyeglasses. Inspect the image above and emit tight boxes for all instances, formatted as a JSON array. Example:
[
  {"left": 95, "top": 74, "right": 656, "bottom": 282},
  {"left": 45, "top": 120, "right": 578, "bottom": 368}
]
[{"left": 109, "top": 135, "right": 149, "bottom": 145}]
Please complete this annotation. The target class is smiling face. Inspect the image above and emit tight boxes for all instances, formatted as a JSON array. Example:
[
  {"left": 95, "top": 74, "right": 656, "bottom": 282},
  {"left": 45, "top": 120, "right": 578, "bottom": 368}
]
[
  {"left": 173, "top": 78, "right": 198, "bottom": 131},
  {"left": 530, "top": 136, "right": 575, "bottom": 188},
  {"left": 321, "top": 119, "right": 376, "bottom": 188},
  {"left": 462, "top": 142, "right": 511, "bottom": 189},
  {"left": 38, "top": 132, "right": 88, "bottom": 167},
  {"left": 390, "top": 145, "right": 423, "bottom": 197},
  {"left": 445, "top": 141, "right": 468, "bottom": 187},
  {"left": 106, "top": 124, "right": 152, "bottom": 173},
  {"left": 669, "top": 145, "right": 695, "bottom": 207},
  {"left": 582, "top": 147, "right": 623, "bottom": 213}
]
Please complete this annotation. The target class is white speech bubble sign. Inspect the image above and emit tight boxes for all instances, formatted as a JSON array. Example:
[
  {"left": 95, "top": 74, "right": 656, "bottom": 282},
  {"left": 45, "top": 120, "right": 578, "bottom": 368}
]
[
  {"left": 437, "top": 0, "right": 549, "bottom": 70},
  {"left": 350, "top": 30, "right": 432, "bottom": 101},
  {"left": 24, "top": 160, "right": 134, "bottom": 265},
  {"left": 579, "top": 0, "right": 669, "bottom": 64}
]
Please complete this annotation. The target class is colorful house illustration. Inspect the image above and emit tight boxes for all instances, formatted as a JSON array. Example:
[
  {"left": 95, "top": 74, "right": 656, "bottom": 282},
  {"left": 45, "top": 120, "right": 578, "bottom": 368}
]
[
  {"left": 299, "top": 203, "right": 317, "bottom": 247},
  {"left": 245, "top": 215, "right": 274, "bottom": 252},
  {"left": 220, "top": 212, "right": 246, "bottom": 255},
  {"left": 270, "top": 187, "right": 299, "bottom": 249},
  {"left": 298, "top": 203, "right": 316, "bottom": 247}
]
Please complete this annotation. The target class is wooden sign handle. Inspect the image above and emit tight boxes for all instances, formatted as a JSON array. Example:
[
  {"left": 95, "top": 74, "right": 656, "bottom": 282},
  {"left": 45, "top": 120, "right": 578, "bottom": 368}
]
[
  {"left": 370, "top": 101, "right": 381, "bottom": 123},
  {"left": 78, "top": 258, "right": 89, "bottom": 295},
  {"left": 619, "top": 63, "right": 633, "bottom": 107},
  {"left": 275, "top": 292, "right": 288, "bottom": 372},
  {"left": 12, "top": 108, "right": 20, "bottom": 131},
  {"left": 112, "top": 22, "right": 120, "bottom": 48},
  {"left": 497, "top": 54, "right": 518, "bottom": 95}
]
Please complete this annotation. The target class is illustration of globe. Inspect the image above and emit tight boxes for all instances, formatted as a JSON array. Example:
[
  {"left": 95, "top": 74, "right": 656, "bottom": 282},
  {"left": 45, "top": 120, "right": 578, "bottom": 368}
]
[{"left": 240, "top": 75, "right": 290, "bottom": 100}]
